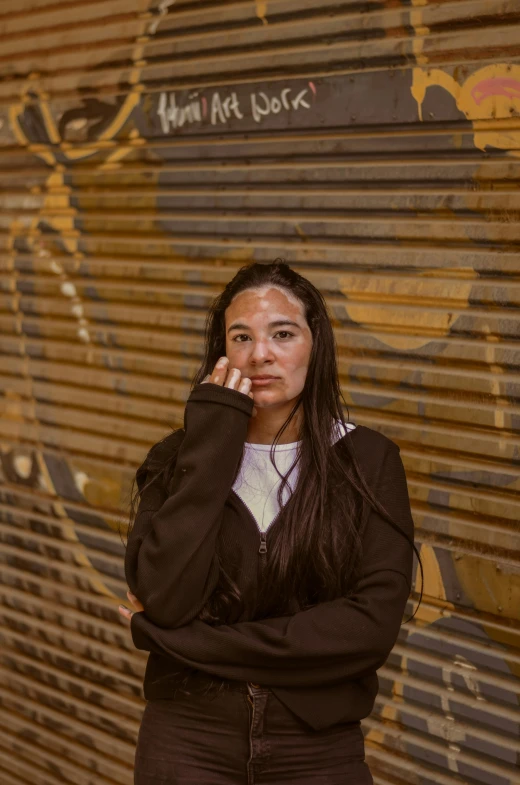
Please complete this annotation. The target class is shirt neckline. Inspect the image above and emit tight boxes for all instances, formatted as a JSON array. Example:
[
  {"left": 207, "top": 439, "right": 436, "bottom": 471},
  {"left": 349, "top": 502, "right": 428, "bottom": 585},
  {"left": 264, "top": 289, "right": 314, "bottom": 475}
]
[
  {"left": 245, "top": 439, "right": 301, "bottom": 450},
  {"left": 245, "top": 421, "right": 357, "bottom": 451}
]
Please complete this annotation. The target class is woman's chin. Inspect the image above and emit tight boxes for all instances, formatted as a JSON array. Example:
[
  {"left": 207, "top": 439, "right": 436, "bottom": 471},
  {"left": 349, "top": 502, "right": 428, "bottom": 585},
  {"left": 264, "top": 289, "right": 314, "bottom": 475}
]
[{"left": 251, "top": 393, "right": 283, "bottom": 407}]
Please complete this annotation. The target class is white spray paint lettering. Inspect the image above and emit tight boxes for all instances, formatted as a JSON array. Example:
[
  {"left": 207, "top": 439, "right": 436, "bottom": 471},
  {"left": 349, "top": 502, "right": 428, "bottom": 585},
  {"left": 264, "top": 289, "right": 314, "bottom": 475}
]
[
  {"left": 210, "top": 92, "right": 244, "bottom": 125},
  {"left": 156, "top": 82, "right": 316, "bottom": 133},
  {"left": 157, "top": 91, "right": 203, "bottom": 132},
  {"left": 251, "top": 86, "right": 313, "bottom": 123}
]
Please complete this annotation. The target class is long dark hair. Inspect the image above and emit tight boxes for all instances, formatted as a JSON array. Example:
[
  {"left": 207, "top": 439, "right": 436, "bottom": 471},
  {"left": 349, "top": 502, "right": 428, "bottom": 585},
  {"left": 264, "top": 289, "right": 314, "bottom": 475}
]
[{"left": 124, "top": 260, "right": 423, "bottom": 625}]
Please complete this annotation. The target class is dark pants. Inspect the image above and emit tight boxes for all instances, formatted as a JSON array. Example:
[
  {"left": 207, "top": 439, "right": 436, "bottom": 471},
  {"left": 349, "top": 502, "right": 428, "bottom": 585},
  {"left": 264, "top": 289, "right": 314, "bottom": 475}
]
[{"left": 134, "top": 679, "right": 373, "bottom": 784}]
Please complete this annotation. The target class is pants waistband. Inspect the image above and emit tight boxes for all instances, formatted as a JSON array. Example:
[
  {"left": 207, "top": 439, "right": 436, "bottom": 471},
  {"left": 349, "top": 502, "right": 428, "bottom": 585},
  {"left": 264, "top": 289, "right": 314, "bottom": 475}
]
[{"left": 168, "top": 669, "right": 263, "bottom": 695}]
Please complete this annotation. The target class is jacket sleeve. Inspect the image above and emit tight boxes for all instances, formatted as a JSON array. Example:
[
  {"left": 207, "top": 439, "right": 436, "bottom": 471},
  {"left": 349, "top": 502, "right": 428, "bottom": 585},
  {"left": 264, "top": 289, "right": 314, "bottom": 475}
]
[
  {"left": 124, "top": 381, "right": 254, "bottom": 628},
  {"left": 130, "top": 442, "right": 415, "bottom": 687}
]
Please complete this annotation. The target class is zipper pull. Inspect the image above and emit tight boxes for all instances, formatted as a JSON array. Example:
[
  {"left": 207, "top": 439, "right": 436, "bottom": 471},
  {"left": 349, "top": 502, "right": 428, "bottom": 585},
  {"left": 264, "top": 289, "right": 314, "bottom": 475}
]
[{"left": 258, "top": 532, "right": 267, "bottom": 554}]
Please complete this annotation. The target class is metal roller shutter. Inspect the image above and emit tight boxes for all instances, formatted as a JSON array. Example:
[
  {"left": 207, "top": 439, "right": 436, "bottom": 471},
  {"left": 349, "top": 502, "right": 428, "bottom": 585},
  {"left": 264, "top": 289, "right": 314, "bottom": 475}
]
[{"left": 0, "top": 1, "right": 518, "bottom": 783}]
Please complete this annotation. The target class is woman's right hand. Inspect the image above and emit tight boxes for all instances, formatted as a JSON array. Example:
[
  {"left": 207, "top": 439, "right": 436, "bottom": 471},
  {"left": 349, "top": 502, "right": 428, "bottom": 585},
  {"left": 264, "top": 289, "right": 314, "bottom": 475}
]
[{"left": 202, "top": 357, "right": 257, "bottom": 416}]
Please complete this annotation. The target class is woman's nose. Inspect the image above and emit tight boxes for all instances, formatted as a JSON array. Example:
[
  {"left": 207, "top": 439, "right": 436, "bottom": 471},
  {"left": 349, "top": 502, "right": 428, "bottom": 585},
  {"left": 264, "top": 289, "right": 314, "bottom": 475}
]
[{"left": 249, "top": 342, "right": 272, "bottom": 361}]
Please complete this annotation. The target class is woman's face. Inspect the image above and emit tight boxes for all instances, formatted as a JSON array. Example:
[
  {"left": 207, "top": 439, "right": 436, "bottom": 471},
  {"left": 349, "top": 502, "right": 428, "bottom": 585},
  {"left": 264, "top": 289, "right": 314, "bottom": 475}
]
[{"left": 224, "top": 286, "right": 313, "bottom": 409}]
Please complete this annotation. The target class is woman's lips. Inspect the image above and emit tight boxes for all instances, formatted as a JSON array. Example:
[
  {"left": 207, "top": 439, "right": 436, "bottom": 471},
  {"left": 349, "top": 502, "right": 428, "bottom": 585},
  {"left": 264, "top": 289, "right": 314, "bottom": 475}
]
[{"left": 250, "top": 377, "right": 278, "bottom": 386}]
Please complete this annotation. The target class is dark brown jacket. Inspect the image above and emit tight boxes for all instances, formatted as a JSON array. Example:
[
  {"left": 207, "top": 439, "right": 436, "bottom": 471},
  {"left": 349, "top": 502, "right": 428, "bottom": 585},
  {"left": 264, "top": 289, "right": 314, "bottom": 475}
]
[{"left": 125, "top": 382, "right": 414, "bottom": 731}]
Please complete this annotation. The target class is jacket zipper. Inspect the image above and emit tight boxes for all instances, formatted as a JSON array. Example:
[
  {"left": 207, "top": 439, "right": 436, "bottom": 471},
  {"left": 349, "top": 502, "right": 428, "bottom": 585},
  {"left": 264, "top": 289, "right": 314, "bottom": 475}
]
[
  {"left": 231, "top": 491, "right": 282, "bottom": 619},
  {"left": 231, "top": 490, "right": 282, "bottom": 555},
  {"left": 258, "top": 532, "right": 267, "bottom": 554}
]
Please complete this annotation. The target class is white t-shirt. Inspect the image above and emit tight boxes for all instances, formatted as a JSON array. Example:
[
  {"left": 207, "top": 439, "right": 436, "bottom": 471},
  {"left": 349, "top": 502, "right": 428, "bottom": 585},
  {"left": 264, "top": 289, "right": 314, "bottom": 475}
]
[{"left": 232, "top": 420, "right": 357, "bottom": 532}]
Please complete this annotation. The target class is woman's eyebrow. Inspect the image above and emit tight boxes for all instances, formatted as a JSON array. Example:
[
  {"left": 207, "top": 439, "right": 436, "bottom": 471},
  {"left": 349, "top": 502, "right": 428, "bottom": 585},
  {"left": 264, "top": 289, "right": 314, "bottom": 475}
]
[{"left": 227, "top": 319, "right": 301, "bottom": 333}]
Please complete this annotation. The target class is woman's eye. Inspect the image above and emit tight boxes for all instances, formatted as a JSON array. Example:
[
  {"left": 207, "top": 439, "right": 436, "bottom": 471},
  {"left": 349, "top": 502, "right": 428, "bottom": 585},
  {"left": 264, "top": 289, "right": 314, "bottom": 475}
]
[{"left": 232, "top": 331, "right": 294, "bottom": 342}]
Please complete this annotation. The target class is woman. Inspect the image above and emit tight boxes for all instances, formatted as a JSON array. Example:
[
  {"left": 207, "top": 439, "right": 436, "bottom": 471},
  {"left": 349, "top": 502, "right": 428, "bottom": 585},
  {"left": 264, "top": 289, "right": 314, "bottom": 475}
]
[{"left": 119, "top": 260, "right": 423, "bottom": 784}]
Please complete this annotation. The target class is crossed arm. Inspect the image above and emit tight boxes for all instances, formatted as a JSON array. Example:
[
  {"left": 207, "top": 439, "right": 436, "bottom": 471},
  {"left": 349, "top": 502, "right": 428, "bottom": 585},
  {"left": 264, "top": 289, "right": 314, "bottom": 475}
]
[{"left": 128, "top": 558, "right": 412, "bottom": 688}]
